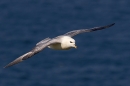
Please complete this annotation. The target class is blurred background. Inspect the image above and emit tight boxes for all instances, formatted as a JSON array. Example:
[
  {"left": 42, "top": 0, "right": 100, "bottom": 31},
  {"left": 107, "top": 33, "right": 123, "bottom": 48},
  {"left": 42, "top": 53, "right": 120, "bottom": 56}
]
[{"left": 0, "top": 0, "right": 130, "bottom": 86}]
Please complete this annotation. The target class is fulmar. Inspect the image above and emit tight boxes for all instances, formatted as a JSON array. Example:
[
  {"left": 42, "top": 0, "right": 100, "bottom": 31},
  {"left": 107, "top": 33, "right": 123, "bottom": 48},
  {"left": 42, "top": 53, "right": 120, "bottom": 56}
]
[{"left": 4, "top": 23, "right": 115, "bottom": 68}]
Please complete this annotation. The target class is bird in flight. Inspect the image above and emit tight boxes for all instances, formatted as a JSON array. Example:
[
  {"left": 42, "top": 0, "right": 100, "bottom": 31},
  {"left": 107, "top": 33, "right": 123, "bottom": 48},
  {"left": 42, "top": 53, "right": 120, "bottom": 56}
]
[{"left": 4, "top": 23, "right": 115, "bottom": 68}]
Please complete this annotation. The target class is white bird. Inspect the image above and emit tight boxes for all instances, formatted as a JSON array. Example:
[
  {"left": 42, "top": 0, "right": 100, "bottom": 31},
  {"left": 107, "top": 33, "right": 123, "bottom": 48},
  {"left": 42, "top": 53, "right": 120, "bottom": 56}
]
[{"left": 4, "top": 23, "right": 115, "bottom": 68}]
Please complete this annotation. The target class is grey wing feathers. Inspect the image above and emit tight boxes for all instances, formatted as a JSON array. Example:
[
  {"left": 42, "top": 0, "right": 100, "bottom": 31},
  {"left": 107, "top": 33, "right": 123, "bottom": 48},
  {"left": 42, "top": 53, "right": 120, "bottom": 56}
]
[
  {"left": 36, "top": 37, "right": 51, "bottom": 46},
  {"left": 4, "top": 52, "right": 32, "bottom": 68},
  {"left": 4, "top": 38, "right": 61, "bottom": 68},
  {"left": 4, "top": 45, "right": 48, "bottom": 68},
  {"left": 64, "top": 23, "right": 115, "bottom": 37}
]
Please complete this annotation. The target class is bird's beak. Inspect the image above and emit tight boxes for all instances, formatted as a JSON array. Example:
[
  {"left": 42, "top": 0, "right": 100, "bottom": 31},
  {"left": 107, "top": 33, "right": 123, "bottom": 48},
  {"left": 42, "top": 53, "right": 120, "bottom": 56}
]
[{"left": 74, "top": 45, "right": 77, "bottom": 49}]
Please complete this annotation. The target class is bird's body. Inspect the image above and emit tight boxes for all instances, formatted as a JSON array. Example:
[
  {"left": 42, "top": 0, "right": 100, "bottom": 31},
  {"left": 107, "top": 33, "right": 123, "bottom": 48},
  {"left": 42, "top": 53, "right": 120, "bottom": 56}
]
[
  {"left": 48, "top": 36, "right": 76, "bottom": 50},
  {"left": 4, "top": 23, "right": 115, "bottom": 68},
  {"left": 44, "top": 36, "right": 76, "bottom": 50},
  {"left": 48, "top": 43, "right": 63, "bottom": 50}
]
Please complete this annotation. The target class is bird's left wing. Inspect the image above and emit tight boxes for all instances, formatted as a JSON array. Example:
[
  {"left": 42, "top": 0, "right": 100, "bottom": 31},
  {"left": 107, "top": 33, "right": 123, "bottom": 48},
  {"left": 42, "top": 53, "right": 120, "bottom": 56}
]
[
  {"left": 64, "top": 23, "right": 115, "bottom": 37},
  {"left": 4, "top": 38, "right": 61, "bottom": 68}
]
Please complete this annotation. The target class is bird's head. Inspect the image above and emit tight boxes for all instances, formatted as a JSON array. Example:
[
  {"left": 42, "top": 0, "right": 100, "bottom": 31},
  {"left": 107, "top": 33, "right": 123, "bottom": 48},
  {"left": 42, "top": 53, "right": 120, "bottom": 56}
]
[{"left": 61, "top": 36, "right": 77, "bottom": 49}]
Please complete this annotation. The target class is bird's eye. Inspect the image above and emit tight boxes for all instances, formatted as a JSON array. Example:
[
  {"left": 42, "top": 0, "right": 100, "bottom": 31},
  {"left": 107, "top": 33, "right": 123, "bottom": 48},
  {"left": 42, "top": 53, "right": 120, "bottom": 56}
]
[{"left": 70, "top": 41, "right": 73, "bottom": 43}]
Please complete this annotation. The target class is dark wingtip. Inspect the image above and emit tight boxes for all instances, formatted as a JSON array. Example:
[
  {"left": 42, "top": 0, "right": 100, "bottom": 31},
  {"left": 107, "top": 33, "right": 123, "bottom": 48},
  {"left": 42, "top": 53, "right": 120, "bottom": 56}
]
[
  {"left": 101, "top": 23, "right": 115, "bottom": 30},
  {"left": 111, "top": 23, "right": 115, "bottom": 25},
  {"left": 108, "top": 23, "right": 115, "bottom": 27},
  {"left": 3, "top": 65, "right": 8, "bottom": 68},
  {"left": 3, "top": 67, "right": 7, "bottom": 68},
  {"left": 3, "top": 64, "right": 8, "bottom": 68},
  {"left": 3, "top": 64, "right": 11, "bottom": 68}
]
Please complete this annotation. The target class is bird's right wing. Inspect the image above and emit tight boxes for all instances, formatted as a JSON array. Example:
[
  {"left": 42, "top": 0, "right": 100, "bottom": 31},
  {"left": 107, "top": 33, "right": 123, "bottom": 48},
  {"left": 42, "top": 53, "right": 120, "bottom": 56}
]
[
  {"left": 64, "top": 23, "right": 115, "bottom": 37},
  {"left": 4, "top": 38, "right": 61, "bottom": 68},
  {"left": 36, "top": 37, "right": 51, "bottom": 46}
]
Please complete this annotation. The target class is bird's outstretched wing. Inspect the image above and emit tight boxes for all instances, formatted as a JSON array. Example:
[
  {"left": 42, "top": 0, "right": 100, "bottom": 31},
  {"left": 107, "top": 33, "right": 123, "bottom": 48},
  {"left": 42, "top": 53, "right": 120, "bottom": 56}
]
[
  {"left": 36, "top": 37, "right": 51, "bottom": 46},
  {"left": 4, "top": 38, "right": 61, "bottom": 68},
  {"left": 64, "top": 23, "right": 115, "bottom": 37}
]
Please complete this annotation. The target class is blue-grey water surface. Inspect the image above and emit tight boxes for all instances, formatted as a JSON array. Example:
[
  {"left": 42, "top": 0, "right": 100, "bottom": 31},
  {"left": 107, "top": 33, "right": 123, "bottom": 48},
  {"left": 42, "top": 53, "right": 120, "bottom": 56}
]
[{"left": 0, "top": 0, "right": 130, "bottom": 86}]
